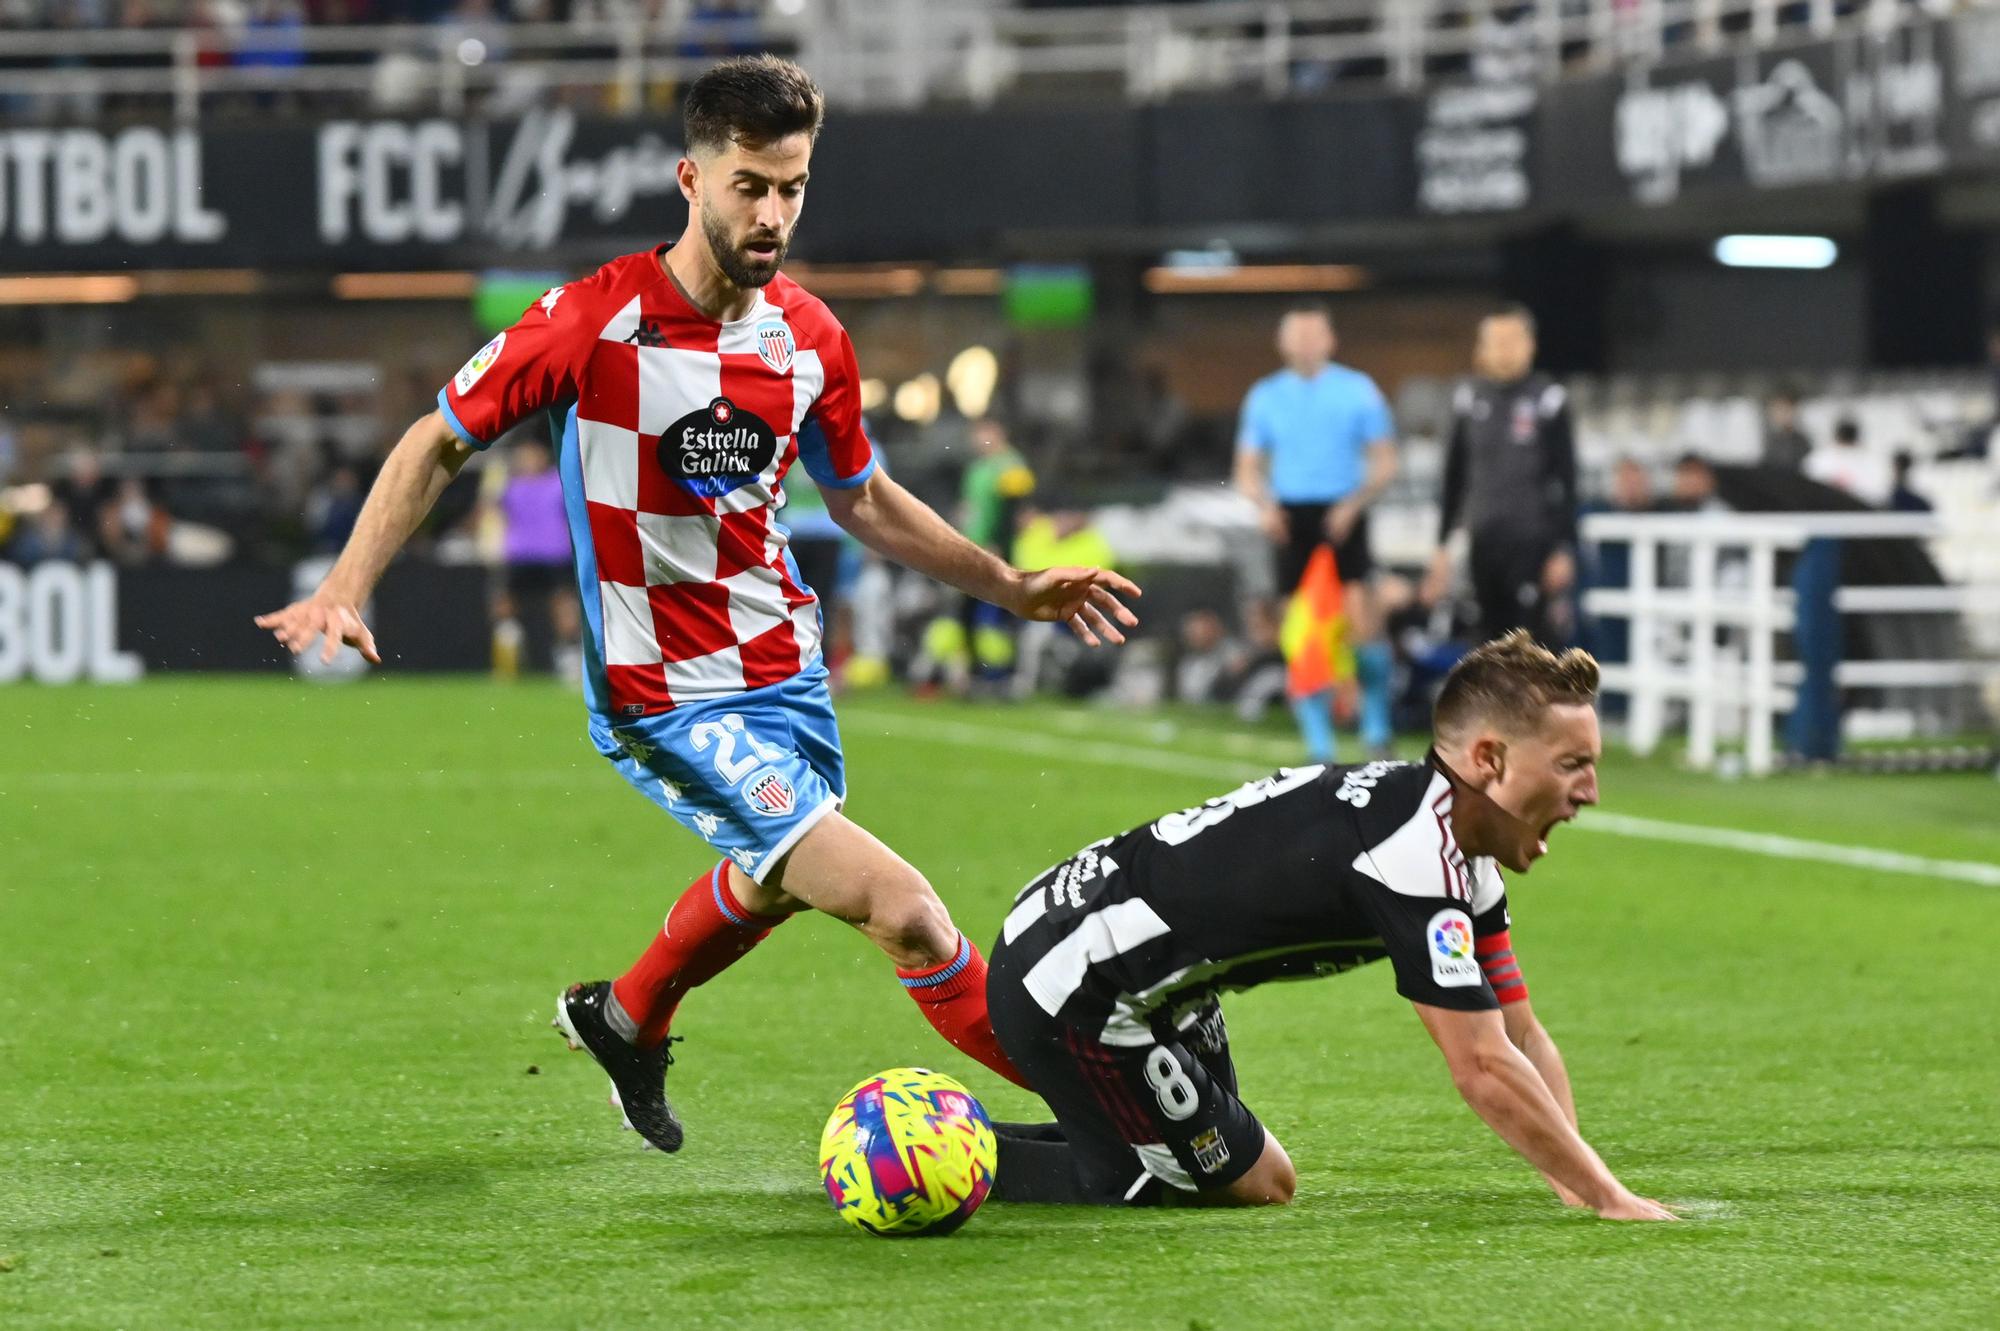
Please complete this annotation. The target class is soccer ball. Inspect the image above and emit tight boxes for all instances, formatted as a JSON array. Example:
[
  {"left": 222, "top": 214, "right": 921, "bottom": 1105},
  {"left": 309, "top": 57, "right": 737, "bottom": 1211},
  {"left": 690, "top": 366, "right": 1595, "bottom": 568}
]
[{"left": 818, "top": 1067, "right": 997, "bottom": 1237}]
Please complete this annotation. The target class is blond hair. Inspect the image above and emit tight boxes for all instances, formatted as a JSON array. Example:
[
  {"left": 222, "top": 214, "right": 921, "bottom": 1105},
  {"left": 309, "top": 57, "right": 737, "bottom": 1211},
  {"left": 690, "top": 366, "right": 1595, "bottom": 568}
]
[{"left": 1433, "top": 629, "right": 1599, "bottom": 746}]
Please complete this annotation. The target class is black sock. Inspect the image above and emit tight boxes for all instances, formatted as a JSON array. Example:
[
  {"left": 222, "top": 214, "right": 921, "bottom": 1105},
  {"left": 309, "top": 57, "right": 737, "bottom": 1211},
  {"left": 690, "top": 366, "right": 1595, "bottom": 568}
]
[
  {"left": 993, "top": 1120, "right": 1068, "bottom": 1145},
  {"left": 991, "top": 1134, "right": 1093, "bottom": 1204}
]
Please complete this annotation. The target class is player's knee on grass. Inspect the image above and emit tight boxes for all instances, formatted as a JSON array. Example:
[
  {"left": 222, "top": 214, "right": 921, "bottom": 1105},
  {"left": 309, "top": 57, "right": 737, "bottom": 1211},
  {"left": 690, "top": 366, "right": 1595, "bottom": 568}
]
[{"left": 1213, "top": 1132, "right": 1296, "bottom": 1207}]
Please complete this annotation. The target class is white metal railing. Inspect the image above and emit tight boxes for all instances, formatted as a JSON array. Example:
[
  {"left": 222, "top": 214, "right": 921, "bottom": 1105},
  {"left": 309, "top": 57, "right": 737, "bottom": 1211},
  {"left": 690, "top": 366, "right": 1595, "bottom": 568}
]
[
  {"left": 0, "top": 0, "right": 1976, "bottom": 122},
  {"left": 1580, "top": 509, "right": 2000, "bottom": 776}
]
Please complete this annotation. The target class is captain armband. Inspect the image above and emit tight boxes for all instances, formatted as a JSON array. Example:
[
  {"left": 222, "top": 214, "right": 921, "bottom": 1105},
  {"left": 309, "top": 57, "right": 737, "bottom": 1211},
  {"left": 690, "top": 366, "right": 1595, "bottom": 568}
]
[{"left": 1474, "top": 930, "right": 1528, "bottom": 1006}]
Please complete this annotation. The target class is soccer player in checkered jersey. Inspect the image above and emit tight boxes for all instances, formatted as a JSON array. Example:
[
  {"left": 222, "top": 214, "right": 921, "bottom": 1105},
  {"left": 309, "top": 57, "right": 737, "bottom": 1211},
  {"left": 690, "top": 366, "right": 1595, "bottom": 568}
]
[
  {"left": 255, "top": 56, "right": 1139, "bottom": 1154},
  {"left": 982, "top": 632, "right": 1676, "bottom": 1219}
]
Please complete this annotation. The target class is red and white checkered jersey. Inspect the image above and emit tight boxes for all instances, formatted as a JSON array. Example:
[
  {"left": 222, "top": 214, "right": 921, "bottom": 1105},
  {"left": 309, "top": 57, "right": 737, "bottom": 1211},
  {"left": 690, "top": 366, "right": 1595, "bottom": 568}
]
[{"left": 437, "top": 248, "right": 876, "bottom": 718}]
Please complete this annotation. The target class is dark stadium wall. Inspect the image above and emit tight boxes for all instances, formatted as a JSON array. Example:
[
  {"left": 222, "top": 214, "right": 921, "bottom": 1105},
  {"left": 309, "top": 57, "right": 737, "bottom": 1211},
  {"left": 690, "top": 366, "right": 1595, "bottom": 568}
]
[
  {"left": 1862, "top": 185, "right": 1988, "bottom": 368},
  {"left": 1601, "top": 261, "right": 1869, "bottom": 373}
]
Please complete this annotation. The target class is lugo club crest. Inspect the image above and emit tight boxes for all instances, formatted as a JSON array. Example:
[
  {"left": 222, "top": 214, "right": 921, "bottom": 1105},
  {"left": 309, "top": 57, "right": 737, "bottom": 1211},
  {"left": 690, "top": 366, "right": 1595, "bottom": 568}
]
[{"left": 659, "top": 396, "right": 781, "bottom": 498}]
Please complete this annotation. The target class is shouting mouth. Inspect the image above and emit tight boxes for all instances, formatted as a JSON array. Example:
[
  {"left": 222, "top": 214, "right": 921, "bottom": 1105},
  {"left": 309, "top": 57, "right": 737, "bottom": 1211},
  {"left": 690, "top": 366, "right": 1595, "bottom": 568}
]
[{"left": 1534, "top": 812, "right": 1578, "bottom": 858}]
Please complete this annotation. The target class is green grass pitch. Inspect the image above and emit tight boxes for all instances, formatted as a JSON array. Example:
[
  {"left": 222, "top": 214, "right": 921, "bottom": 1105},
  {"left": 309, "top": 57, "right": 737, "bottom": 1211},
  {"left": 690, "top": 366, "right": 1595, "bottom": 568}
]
[{"left": 4, "top": 679, "right": 1999, "bottom": 1329}]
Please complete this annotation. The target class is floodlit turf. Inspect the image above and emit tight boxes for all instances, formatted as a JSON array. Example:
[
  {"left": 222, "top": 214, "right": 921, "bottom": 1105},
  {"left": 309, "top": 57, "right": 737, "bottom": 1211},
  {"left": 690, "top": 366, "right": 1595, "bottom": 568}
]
[{"left": 4, "top": 678, "right": 1999, "bottom": 1329}]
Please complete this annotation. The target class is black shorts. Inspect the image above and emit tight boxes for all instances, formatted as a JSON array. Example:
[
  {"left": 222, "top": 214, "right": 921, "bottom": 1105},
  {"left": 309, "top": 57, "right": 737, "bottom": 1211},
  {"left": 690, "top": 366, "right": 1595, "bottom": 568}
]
[
  {"left": 1279, "top": 502, "right": 1373, "bottom": 594},
  {"left": 1467, "top": 530, "right": 1558, "bottom": 645},
  {"left": 505, "top": 561, "right": 570, "bottom": 600},
  {"left": 987, "top": 940, "right": 1266, "bottom": 1205}
]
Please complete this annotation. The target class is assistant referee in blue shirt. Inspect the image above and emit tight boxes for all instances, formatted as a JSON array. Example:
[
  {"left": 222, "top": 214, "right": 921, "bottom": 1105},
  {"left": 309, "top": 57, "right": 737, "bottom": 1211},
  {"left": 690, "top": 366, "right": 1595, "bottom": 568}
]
[{"left": 1232, "top": 302, "right": 1399, "bottom": 759}]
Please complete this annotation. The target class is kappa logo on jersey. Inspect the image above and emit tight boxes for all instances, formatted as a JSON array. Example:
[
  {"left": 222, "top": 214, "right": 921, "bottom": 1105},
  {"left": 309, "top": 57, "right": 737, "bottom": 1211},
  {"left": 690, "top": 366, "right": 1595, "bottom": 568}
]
[
  {"left": 755, "top": 320, "right": 794, "bottom": 373},
  {"left": 1427, "top": 909, "right": 1481, "bottom": 987},
  {"left": 744, "top": 767, "right": 796, "bottom": 817},
  {"left": 454, "top": 333, "right": 506, "bottom": 394},
  {"left": 692, "top": 810, "right": 722, "bottom": 838},
  {"left": 1190, "top": 1126, "right": 1232, "bottom": 1174},
  {"left": 539, "top": 285, "right": 564, "bottom": 315},
  {"left": 658, "top": 396, "right": 781, "bottom": 498},
  {"left": 611, "top": 729, "right": 654, "bottom": 764},
  {"left": 624, "top": 317, "right": 669, "bottom": 348}
]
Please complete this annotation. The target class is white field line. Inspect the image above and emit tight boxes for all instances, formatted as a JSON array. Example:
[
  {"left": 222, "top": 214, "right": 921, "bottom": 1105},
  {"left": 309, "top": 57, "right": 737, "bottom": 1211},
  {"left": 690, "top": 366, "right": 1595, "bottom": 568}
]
[
  {"left": 841, "top": 709, "right": 2000, "bottom": 890},
  {"left": 9, "top": 708, "right": 1997, "bottom": 888}
]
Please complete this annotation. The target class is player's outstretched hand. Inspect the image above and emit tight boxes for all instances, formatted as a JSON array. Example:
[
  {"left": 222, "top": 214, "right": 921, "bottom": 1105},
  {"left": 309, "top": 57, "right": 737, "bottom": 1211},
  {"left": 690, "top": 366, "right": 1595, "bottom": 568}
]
[
  {"left": 1596, "top": 1192, "right": 1679, "bottom": 1221},
  {"left": 254, "top": 594, "right": 381, "bottom": 665},
  {"left": 1012, "top": 566, "right": 1142, "bottom": 647}
]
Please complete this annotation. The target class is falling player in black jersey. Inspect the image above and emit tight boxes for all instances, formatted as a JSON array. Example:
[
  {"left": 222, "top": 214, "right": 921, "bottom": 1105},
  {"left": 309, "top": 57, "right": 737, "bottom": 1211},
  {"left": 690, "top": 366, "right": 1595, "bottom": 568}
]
[{"left": 984, "top": 629, "right": 1677, "bottom": 1220}]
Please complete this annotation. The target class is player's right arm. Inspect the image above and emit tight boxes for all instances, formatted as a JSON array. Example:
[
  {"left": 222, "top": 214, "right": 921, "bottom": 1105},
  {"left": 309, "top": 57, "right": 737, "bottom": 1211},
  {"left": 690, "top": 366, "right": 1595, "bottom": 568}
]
[
  {"left": 1415, "top": 1003, "right": 1675, "bottom": 1220},
  {"left": 255, "top": 411, "right": 473, "bottom": 663},
  {"left": 258, "top": 275, "right": 602, "bottom": 664},
  {"left": 1231, "top": 383, "right": 1286, "bottom": 543}
]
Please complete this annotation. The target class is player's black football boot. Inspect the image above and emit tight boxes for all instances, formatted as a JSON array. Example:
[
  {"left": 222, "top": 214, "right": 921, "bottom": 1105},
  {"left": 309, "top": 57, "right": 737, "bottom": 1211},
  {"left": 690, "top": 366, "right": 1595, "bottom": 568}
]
[{"left": 552, "top": 981, "right": 685, "bottom": 1154}]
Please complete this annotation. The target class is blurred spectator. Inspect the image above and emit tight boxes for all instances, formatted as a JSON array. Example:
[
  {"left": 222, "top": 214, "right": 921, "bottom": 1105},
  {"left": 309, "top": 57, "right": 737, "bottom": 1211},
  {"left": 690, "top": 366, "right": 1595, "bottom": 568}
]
[
  {"left": 1608, "top": 455, "right": 1656, "bottom": 514},
  {"left": 6, "top": 500, "right": 88, "bottom": 566},
  {"left": 1888, "top": 450, "right": 1932, "bottom": 514},
  {"left": 1760, "top": 387, "right": 1813, "bottom": 471},
  {"left": 1173, "top": 608, "right": 1239, "bottom": 705},
  {"left": 178, "top": 382, "right": 245, "bottom": 455},
  {"left": 492, "top": 437, "right": 580, "bottom": 679},
  {"left": 916, "top": 419, "right": 1036, "bottom": 694},
  {"left": 1426, "top": 304, "right": 1579, "bottom": 647},
  {"left": 306, "top": 461, "right": 365, "bottom": 554},
  {"left": 1804, "top": 417, "right": 1892, "bottom": 506},
  {"left": 1010, "top": 498, "right": 1118, "bottom": 699},
  {"left": 52, "top": 450, "right": 116, "bottom": 557},
  {"left": 1669, "top": 452, "right": 1724, "bottom": 513},
  {"left": 98, "top": 477, "right": 172, "bottom": 565},
  {"left": 126, "top": 382, "right": 183, "bottom": 454}
]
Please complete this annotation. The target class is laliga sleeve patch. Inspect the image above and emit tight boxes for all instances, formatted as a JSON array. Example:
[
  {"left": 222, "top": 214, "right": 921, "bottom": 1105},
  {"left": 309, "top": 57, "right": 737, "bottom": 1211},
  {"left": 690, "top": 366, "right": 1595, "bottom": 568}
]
[
  {"left": 1427, "top": 909, "right": 1481, "bottom": 988},
  {"left": 454, "top": 332, "right": 506, "bottom": 395}
]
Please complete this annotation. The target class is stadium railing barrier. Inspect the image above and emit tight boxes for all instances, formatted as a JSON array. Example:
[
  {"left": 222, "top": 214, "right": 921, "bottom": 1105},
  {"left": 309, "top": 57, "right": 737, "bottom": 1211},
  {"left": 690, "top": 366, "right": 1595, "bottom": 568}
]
[
  {"left": 1581, "top": 509, "right": 2000, "bottom": 776},
  {"left": 0, "top": 0, "right": 1972, "bottom": 122}
]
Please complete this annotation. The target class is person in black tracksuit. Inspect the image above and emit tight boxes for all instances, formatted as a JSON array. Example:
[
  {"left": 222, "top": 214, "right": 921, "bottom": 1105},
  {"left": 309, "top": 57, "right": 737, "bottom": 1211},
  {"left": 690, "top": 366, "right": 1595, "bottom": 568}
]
[{"left": 1425, "top": 306, "right": 1580, "bottom": 646}]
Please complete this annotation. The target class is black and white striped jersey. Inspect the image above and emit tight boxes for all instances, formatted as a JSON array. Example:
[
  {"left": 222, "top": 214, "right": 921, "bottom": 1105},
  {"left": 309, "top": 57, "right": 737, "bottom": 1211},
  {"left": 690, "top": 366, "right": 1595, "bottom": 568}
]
[{"left": 993, "top": 758, "right": 1512, "bottom": 1047}]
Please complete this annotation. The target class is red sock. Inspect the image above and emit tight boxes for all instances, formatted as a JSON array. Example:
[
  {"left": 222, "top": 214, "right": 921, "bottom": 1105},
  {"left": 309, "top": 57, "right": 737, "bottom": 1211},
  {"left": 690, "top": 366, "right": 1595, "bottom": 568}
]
[
  {"left": 612, "top": 862, "right": 785, "bottom": 1047},
  {"left": 897, "top": 936, "right": 1031, "bottom": 1089}
]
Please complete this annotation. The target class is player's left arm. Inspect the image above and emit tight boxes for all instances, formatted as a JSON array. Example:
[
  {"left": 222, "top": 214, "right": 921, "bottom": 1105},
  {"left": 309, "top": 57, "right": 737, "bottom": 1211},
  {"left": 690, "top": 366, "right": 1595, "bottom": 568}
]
[
  {"left": 1485, "top": 933, "right": 1585, "bottom": 1205},
  {"left": 1327, "top": 383, "right": 1398, "bottom": 540},
  {"left": 824, "top": 470, "right": 1139, "bottom": 646}
]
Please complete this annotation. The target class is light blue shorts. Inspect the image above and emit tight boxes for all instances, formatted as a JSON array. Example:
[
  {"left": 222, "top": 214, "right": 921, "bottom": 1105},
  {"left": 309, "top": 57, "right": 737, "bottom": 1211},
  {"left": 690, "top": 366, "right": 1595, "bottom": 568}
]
[{"left": 589, "top": 662, "right": 847, "bottom": 883}]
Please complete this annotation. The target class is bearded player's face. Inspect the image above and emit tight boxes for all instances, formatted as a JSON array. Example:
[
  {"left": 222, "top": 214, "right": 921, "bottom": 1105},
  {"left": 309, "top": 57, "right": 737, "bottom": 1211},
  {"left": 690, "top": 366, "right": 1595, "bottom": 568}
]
[{"left": 689, "top": 133, "right": 811, "bottom": 290}]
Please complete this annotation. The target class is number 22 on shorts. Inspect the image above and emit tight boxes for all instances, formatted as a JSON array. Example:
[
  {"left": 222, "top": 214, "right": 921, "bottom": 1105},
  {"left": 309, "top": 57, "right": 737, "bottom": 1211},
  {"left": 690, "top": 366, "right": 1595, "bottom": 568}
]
[{"left": 689, "top": 713, "right": 784, "bottom": 786}]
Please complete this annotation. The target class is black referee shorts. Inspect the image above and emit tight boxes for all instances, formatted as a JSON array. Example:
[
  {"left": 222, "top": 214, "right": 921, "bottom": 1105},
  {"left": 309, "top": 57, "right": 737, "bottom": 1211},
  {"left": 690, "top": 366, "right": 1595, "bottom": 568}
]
[
  {"left": 1279, "top": 503, "right": 1372, "bottom": 595},
  {"left": 987, "top": 940, "right": 1266, "bottom": 1205}
]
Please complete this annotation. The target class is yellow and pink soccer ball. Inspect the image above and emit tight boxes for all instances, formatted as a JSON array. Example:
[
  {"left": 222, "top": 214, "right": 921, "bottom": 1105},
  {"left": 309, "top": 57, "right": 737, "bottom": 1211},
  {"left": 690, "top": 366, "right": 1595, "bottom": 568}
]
[{"left": 818, "top": 1067, "right": 997, "bottom": 1237}]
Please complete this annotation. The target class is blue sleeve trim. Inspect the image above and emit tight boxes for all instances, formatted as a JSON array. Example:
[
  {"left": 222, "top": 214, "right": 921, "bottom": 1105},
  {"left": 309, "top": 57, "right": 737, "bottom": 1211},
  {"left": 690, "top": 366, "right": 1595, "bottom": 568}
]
[
  {"left": 436, "top": 388, "right": 489, "bottom": 451},
  {"left": 795, "top": 416, "right": 877, "bottom": 490}
]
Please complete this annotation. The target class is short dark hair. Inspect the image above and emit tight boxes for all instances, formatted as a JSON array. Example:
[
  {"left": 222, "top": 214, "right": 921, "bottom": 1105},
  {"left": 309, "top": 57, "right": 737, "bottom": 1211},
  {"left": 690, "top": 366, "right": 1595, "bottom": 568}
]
[
  {"left": 683, "top": 55, "right": 825, "bottom": 156},
  {"left": 1283, "top": 300, "right": 1333, "bottom": 324},
  {"left": 1434, "top": 629, "right": 1599, "bottom": 746},
  {"left": 1485, "top": 303, "right": 1537, "bottom": 337},
  {"left": 1834, "top": 417, "right": 1861, "bottom": 445}
]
